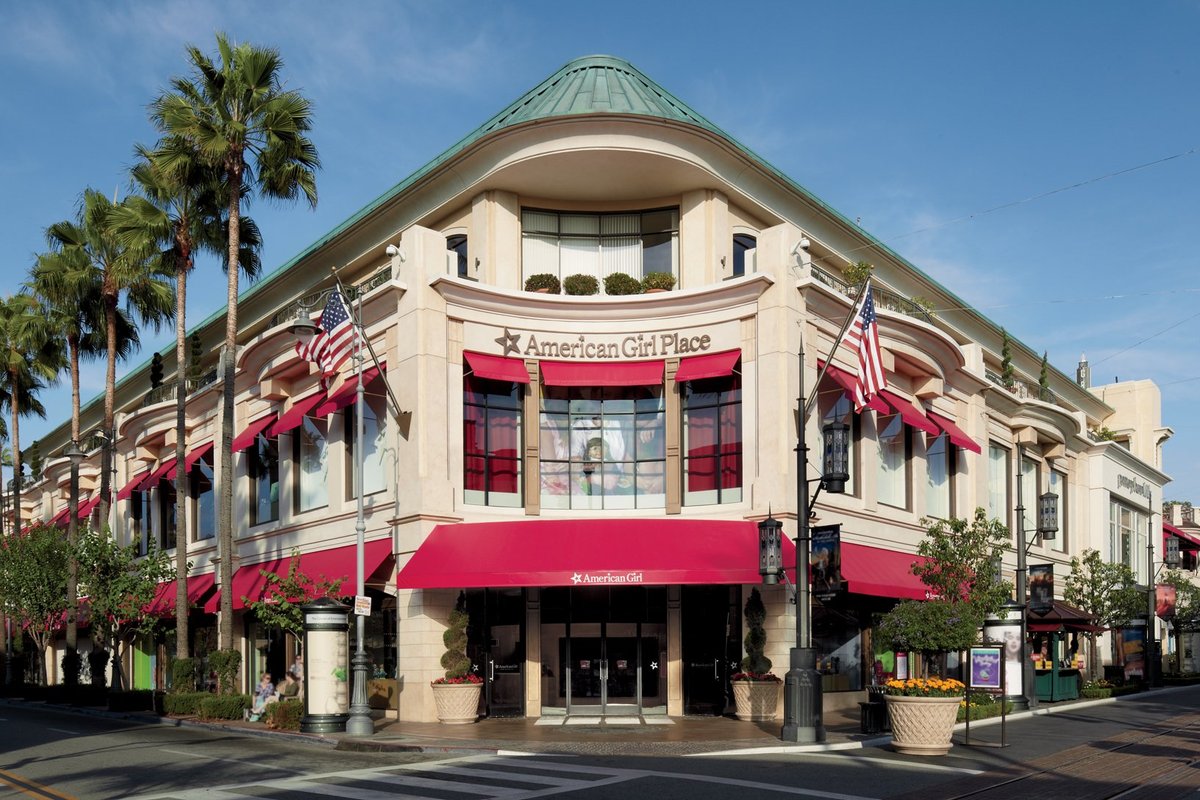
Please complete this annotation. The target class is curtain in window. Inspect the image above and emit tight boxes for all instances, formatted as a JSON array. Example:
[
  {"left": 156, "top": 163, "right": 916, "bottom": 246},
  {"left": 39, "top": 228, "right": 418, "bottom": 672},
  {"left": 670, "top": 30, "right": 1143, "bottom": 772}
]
[
  {"left": 685, "top": 405, "right": 718, "bottom": 492},
  {"left": 877, "top": 413, "right": 906, "bottom": 507},
  {"left": 926, "top": 433, "right": 950, "bottom": 519},
  {"left": 719, "top": 401, "right": 741, "bottom": 489},
  {"left": 988, "top": 445, "right": 1008, "bottom": 523},
  {"left": 297, "top": 416, "right": 329, "bottom": 512},
  {"left": 489, "top": 409, "right": 520, "bottom": 494},
  {"left": 1020, "top": 457, "right": 1038, "bottom": 534}
]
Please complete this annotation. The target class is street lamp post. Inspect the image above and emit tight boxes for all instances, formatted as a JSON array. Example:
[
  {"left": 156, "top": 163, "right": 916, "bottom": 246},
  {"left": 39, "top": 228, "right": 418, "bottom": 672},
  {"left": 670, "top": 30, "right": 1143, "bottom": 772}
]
[
  {"left": 64, "top": 439, "right": 85, "bottom": 676},
  {"left": 1012, "top": 446, "right": 1059, "bottom": 712}
]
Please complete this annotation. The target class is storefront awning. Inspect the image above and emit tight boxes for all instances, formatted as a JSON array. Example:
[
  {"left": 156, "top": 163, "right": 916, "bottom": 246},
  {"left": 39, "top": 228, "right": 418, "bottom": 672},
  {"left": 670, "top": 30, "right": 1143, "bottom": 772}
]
[
  {"left": 879, "top": 391, "right": 940, "bottom": 436},
  {"left": 540, "top": 360, "right": 665, "bottom": 387},
  {"left": 232, "top": 413, "right": 277, "bottom": 453},
  {"left": 926, "top": 410, "right": 982, "bottom": 454},
  {"left": 207, "top": 538, "right": 393, "bottom": 612},
  {"left": 1165, "top": 521, "right": 1200, "bottom": 550},
  {"left": 147, "top": 572, "right": 217, "bottom": 617},
  {"left": 315, "top": 365, "right": 385, "bottom": 417},
  {"left": 396, "top": 519, "right": 797, "bottom": 589},
  {"left": 50, "top": 506, "right": 71, "bottom": 525},
  {"left": 77, "top": 496, "right": 100, "bottom": 519},
  {"left": 817, "top": 361, "right": 887, "bottom": 414},
  {"left": 674, "top": 350, "right": 740, "bottom": 382},
  {"left": 139, "top": 457, "right": 178, "bottom": 491},
  {"left": 465, "top": 352, "right": 530, "bottom": 384},
  {"left": 169, "top": 441, "right": 215, "bottom": 480},
  {"left": 117, "top": 470, "right": 150, "bottom": 501},
  {"left": 270, "top": 391, "right": 327, "bottom": 437},
  {"left": 840, "top": 542, "right": 930, "bottom": 600}
]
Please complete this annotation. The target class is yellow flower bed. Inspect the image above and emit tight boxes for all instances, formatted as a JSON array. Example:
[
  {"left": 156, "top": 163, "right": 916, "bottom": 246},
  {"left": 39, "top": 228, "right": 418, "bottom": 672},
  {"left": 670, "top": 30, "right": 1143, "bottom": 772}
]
[{"left": 883, "top": 677, "right": 965, "bottom": 697}]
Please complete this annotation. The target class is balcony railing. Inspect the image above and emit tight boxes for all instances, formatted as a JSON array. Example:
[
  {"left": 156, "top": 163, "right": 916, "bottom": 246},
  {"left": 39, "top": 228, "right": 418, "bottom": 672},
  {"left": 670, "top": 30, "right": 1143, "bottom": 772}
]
[
  {"left": 140, "top": 368, "right": 219, "bottom": 409},
  {"left": 270, "top": 265, "right": 393, "bottom": 328},
  {"left": 809, "top": 265, "right": 936, "bottom": 325},
  {"left": 984, "top": 368, "right": 1066, "bottom": 410}
]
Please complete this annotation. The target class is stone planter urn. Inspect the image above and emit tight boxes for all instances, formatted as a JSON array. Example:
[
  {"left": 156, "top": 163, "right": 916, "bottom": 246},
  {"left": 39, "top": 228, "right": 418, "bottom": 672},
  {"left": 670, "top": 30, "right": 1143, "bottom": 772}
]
[
  {"left": 885, "top": 694, "right": 961, "bottom": 755},
  {"left": 431, "top": 681, "right": 482, "bottom": 724},
  {"left": 731, "top": 680, "right": 782, "bottom": 721}
]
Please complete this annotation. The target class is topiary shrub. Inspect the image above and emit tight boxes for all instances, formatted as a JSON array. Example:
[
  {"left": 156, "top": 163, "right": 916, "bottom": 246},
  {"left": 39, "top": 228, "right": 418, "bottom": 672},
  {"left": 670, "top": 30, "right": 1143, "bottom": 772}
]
[
  {"left": 523, "top": 273, "right": 561, "bottom": 294},
  {"left": 164, "top": 691, "right": 211, "bottom": 716},
  {"left": 641, "top": 271, "right": 676, "bottom": 291},
  {"left": 198, "top": 693, "right": 251, "bottom": 720},
  {"left": 209, "top": 649, "right": 241, "bottom": 695},
  {"left": 264, "top": 697, "right": 304, "bottom": 730},
  {"left": 438, "top": 607, "right": 472, "bottom": 682},
  {"left": 563, "top": 273, "right": 599, "bottom": 295},
  {"left": 87, "top": 650, "right": 110, "bottom": 688},
  {"left": 170, "top": 657, "right": 196, "bottom": 693},
  {"left": 61, "top": 650, "right": 82, "bottom": 687},
  {"left": 603, "top": 272, "right": 642, "bottom": 296},
  {"left": 737, "top": 588, "right": 775, "bottom": 679}
]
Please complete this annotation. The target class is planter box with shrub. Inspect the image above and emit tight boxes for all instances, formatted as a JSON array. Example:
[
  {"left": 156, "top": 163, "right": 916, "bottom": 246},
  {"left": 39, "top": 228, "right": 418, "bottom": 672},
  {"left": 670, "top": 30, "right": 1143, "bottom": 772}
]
[
  {"left": 563, "top": 273, "right": 599, "bottom": 295},
  {"left": 603, "top": 272, "right": 642, "bottom": 296},
  {"left": 198, "top": 693, "right": 252, "bottom": 721},
  {"left": 641, "top": 271, "right": 676, "bottom": 292},
  {"left": 524, "top": 273, "right": 561, "bottom": 294}
]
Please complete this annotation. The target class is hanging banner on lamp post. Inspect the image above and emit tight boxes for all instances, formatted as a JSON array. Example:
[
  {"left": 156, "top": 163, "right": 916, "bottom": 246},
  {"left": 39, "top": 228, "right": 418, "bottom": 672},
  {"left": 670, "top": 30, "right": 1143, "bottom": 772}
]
[
  {"left": 1156, "top": 584, "right": 1177, "bottom": 619},
  {"left": 1029, "top": 564, "right": 1054, "bottom": 614},
  {"left": 810, "top": 524, "right": 842, "bottom": 599}
]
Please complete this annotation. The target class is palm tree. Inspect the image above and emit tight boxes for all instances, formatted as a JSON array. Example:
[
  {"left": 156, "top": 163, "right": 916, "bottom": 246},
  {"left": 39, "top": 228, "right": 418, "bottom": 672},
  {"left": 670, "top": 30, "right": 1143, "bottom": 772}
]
[
  {"left": 112, "top": 139, "right": 262, "bottom": 665},
  {"left": 46, "top": 189, "right": 174, "bottom": 528},
  {"left": 152, "top": 33, "right": 319, "bottom": 650},
  {"left": 0, "top": 294, "right": 61, "bottom": 532},
  {"left": 27, "top": 246, "right": 111, "bottom": 661}
]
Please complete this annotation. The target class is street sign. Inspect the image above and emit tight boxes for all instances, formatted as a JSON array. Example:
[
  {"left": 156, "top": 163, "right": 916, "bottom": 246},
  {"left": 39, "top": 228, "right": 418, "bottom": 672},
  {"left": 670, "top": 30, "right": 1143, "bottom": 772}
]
[{"left": 354, "top": 595, "right": 371, "bottom": 616}]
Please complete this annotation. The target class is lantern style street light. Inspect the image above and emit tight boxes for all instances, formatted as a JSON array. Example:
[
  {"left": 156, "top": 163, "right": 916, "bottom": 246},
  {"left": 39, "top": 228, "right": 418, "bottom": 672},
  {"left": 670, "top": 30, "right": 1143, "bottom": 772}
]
[
  {"left": 64, "top": 439, "right": 85, "bottom": 663},
  {"left": 1013, "top": 445, "right": 1059, "bottom": 712}
]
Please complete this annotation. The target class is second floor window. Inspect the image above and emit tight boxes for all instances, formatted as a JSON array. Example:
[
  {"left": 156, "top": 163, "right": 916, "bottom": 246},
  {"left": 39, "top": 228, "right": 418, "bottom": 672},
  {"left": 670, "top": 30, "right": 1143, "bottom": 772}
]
[
  {"left": 1049, "top": 469, "right": 1068, "bottom": 553},
  {"left": 191, "top": 453, "right": 215, "bottom": 541},
  {"left": 683, "top": 371, "right": 742, "bottom": 506},
  {"left": 249, "top": 432, "right": 279, "bottom": 526},
  {"left": 345, "top": 378, "right": 389, "bottom": 499},
  {"left": 158, "top": 479, "right": 177, "bottom": 550},
  {"left": 131, "top": 489, "right": 152, "bottom": 556},
  {"left": 1110, "top": 499, "right": 1145, "bottom": 575},
  {"left": 294, "top": 414, "right": 329, "bottom": 513},
  {"left": 464, "top": 373, "right": 523, "bottom": 508},
  {"left": 988, "top": 444, "right": 1010, "bottom": 526},
  {"left": 521, "top": 209, "right": 678, "bottom": 290},
  {"left": 877, "top": 412, "right": 909, "bottom": 509},
  {"left": 925, "top": 432, "right": 953, "bottom": 520}
]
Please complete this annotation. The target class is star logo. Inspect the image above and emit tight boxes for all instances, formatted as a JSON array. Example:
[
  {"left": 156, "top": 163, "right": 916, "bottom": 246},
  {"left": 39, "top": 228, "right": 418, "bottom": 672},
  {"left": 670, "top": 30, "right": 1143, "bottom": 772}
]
[
  {"left": 495, "top": 327, "right": 521, "bottom": 357},
  {"left": 650, "top": 661, "right": 658, "bottom": 671},
  {"left": 571, "top": 572, "right": 583, "bottom": 585}
]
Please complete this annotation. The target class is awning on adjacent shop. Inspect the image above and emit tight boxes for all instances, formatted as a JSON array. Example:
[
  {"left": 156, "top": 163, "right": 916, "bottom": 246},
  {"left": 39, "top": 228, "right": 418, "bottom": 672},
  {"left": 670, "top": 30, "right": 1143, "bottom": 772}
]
[
  {"left": 77, "top": 496, "right": 100, "bottom": 519},
  {"left": 674, "top": 350, "right": 740, "bottom": 382},
  {"left": 50, "top": 506, "right": 71, "bottom": 526},
  {"left": 206, "top": 538, "right": 393, "bottom": 612},
  {"left": 270, "top": 391, "right": 328, "bottom": 437},
  {"left": 838, "top": 542, "right": 930, "bottom": 600},
  {"left": 138, "top": 457, "right": 178, "bottom": 491},
  {"left": 231, "top": 413, "right": 277, "bottom": 453},
  {"left": 816, "top": 360, "right": 887, "bottom": 414},
  {"left": 926, "top": 410, "right": 982, "bottom": 454},
  {"left": 168, "top": 441, "right": 215, "bottom": 480},
  {"left": 315, "top": 365, "right": 385, "bottom": 417},
  {"left": 879, "top": 390, "right": 940, "bottom": 436},
  {"left": 1027, "top": 599, "right": 1100, "bottom": 633},
  {"left": 465, "top": 352, "right": 529, "bottom": 384},
  {"left": 395, "top": 519, "right": 797, "bottom": 589},
  {"left": 1165, "top": 521, "right": 1200, "bottom": 549},
  {"left": 540, "top": 360, "right": 665, "bottom": 387},
  {"left": 117, "top": 470, "right": 151, "bottom": 501},
  {"left": 147, "top": 572, "right": 217, "bottom": 617}
]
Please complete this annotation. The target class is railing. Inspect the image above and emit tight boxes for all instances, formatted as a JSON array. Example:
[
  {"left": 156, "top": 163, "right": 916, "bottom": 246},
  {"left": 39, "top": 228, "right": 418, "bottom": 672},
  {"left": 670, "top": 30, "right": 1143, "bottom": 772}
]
[
  {"left": 140, "top": 368, "right": 220, "bottom": 409},
  {"left": 270, "top": 265, "right": 393, "bottom": 328},
  {"left": 984, "top": 368, "right": 1063, "bottom": 409},
  {"left": 809, "top": 265, "right": 936, "bottom": 325}
]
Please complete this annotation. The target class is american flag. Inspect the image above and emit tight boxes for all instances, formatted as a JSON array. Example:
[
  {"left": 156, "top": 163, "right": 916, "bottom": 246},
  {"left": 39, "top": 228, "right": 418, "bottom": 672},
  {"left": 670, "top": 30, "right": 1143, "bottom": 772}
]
[
  {"left": 841, "top": 281, "right": 887, "bottom": 412},
  {"left": 295, "top": 289, "right": 358, "bottom": 377}
]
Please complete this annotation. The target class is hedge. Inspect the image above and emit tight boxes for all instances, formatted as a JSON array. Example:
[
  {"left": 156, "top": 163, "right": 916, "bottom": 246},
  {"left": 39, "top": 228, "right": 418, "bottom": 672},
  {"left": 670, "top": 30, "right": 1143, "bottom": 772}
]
[
  {"left": 264, "top": 698, "right": 304, "bottom": 731},
  {"left": 957, "top": 698, "right": 1013, "bottom": 722},
  {"left": 198, "top": 693, "right": 251, "bottom": 720},
  {"left": 164, "top": 691, "right": 212, "bottom": 716},
  {"left": 108, "top": 690, "right": 164, "bottom": 714}
]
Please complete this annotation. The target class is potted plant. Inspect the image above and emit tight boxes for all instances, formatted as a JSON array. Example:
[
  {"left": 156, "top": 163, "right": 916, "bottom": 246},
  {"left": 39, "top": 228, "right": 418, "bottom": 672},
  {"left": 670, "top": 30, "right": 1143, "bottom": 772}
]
[
  {"left": 430, "top": 599, "right": 482, "bottom": 724},
  {"left": 842, "top": 261, "right": 873, "bottom": 292},
  {"left": 731, "top": 588, "right": 782, "bottom": 721},
  {"left": 563, "top": 273, "right": 599, "bottom": 296},
  {"left": 603, "top": 272, "right": 642, "bottom": 296},
  {"left": 524, "top": 273, "right": 561, "bottom": 294},
  {"left": 641, "top": 271, "right": 676, "bottom": 292},
  {"left": 875, "top": 509, "right": 1009, "bottom": 755}
]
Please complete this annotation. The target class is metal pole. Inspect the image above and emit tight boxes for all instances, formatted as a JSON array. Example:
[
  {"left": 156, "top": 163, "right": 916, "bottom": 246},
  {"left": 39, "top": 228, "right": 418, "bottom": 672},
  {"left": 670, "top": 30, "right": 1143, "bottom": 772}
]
[
  {"left": 780, "top": 342, "right": 824, "bottom": 743},
  {"left": 1013, "top": 445, "right": 1035, "bottom": 711},
  {"left": 345, "top": 293, "right": 373, "bottom": 736},
  {"left": 1147, "top": 510, "right": 1157, "bottom": 688}
]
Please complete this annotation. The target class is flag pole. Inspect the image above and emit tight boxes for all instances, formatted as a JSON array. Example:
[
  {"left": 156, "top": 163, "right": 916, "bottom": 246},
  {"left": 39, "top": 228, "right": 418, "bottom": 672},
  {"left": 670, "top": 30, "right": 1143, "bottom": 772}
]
[
  {"left": 329, "top": 267, "right": 406, "bottom": 425},
  {"left": 802, "top": 278, "right": 872, "bottom": 420}
]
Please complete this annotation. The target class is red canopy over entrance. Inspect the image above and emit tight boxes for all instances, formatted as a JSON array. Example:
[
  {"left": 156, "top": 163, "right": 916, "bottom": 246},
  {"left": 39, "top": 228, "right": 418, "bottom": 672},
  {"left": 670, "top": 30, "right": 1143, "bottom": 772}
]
[
  {"left": 839, "top": 542, "right": 930, "bottom": 600},
  {"left": 395, "top": 519, "right": 797, "bottom": 589}
]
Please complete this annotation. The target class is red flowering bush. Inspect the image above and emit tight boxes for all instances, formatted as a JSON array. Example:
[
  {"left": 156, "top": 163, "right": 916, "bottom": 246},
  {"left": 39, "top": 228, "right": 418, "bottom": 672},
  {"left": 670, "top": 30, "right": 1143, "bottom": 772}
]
[
  {"left": 432, "top": 673, "right": 483, "bottom": 685},
  {"left": 731, "top": 671, "right": 782, "bottom": 683}
]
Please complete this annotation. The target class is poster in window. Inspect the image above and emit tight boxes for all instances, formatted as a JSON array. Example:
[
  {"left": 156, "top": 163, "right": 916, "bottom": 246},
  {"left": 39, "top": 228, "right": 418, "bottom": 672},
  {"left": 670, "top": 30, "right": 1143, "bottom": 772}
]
[
  {"left": 1156, "top": 584, "right": 1177, "bottom": 619},
  {"left": 1028, "top": 564, "right": 1054, "bottom": 614},
  {"left": 810, "top": 524, "right": 842, "bottom": 598}
]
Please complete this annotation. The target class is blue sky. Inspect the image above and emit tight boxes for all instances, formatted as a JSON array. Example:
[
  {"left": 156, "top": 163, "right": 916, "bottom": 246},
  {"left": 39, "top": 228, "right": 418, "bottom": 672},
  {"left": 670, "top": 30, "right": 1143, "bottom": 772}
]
[{"left": 1, "top": 2, "right": 1197, "bottom": 501}]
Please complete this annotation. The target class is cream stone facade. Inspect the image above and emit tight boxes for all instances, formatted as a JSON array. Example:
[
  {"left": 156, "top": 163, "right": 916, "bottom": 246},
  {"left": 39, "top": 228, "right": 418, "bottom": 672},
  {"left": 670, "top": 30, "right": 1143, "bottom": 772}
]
[{"left": 16, "top": 56, "right": 1178, "bottom": 720}]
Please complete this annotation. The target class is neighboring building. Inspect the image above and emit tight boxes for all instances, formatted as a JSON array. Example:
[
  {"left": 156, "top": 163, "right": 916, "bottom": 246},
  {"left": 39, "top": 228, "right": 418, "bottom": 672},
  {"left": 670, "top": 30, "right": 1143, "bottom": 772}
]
[{"left": 16, "top": 56, "right": 1174, "bottom": 720}]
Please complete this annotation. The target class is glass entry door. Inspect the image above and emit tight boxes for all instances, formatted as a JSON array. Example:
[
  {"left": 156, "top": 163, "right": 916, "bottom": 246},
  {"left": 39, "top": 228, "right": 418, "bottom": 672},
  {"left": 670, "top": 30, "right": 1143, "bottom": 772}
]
[{"left": 565, "top": 621, "right": 659, "bottom": 715}]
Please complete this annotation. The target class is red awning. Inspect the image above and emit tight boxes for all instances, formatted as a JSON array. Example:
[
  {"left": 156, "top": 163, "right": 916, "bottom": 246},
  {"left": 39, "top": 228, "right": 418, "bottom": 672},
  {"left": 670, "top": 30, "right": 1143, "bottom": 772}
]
[
  {"left": 139, "top": 457, "right": 178, "bottom": 491},
  {"left": 396, "top": 519, "right": 798, "bottom": 589},
  {"left": 117, "top": 470, "right": 150, "bottom": 501},
  {"left": 1028, "top": 622, "right": 1063, "bottom": 633},
  {"left": 315, "top": 366, "right": 383, "bottom": 417},
  {"left": 232, "top": 413, "right": 277, "bottom": 453},
  {"left": 818, "top": 361, "right": 888, "bottom": 414},
  {"left": 169, "top": 441, "right": 215, "bottom": 481},
  {"left": 77, "top": 496, "right": 100, "bottom": 519},
  {"left": 465, "top": 352, "right": 530, "bottom": 384},
  {"left": 208, "top": 538, "right": 393, "bottom": 612},
  {"left": 879, "top": 391, "right": 940, "bottom": 436},
  {"left": 147, "top": 572, "right": 217, "bottom": 617},
  {"left": 271, "top": 391, "right": 327, "bottom": 437},
  {"left": 50, "top": 506, "right": 71, "bottom": 525},
  {"left": 926, "top": 410, "right": 982, "bottom": 454},
  {"left": 674, "top": 350, "right": 740, "bottom": 382},
  {"left": 1166, "top": 521, "right": 1200, "bottom": 550},
  {"left": 840, "top": 542, "right": 930, "bottom": 600},
  {"left": 540, "top": 360, "right": 665, "bottom": 387}
]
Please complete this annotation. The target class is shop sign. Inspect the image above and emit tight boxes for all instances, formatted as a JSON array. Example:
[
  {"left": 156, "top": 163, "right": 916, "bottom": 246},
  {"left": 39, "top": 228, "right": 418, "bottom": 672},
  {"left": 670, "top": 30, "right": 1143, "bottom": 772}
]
[
  {"left": 1029, "top": 564, "right": 1054, "bottom": 614},
  {"left": 494, "top": 327, "right": 714, "bottom": 360},
  {"left": 569, "top": 571, "right": 645, "bottom": 585},
  {"left": 969, "top": 646, "right": 1003, "bottom": 690},
  {"left": 1116, "top": 474, "right": 1152, "bottom": 500},
  {"left": 353, "top": 595, "right": 372, "bottom": 617},
  {"left": 810, "top": 524, "right": 843, "bottom": 600}
]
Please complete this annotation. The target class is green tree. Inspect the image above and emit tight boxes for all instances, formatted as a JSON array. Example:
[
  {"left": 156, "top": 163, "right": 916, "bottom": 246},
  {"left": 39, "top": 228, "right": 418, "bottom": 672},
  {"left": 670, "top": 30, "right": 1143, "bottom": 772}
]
[
  {"left": 877, "top": 509, "right": 1011, "bottom": 674},
  {"left": 1063, "top": 549, "right": 1144, "bottom": 679},
  {"left": 112, "top": 138, "right": 262, "bottom": 667},
  {"left": 1157, "top": 570, "right": 1200, "bottom": 675},
  {"left": 0, "top": 523, "right": 70, "bottom": 684},
  {"left": 152, "top": 32, "right": 319, "bottom": 652},
  {"left": 1038, "top": 351, "right": 1051, "bottom": 401},
  {"left": 0, "top": 293, "right": 61, "bottom": 532},
  {"left": 46, "top": 189, "right": 173, "bottom": 526},
  {"left": 243, "top": 551, "right": 345, "bottom": 638},
  {"left": 1000, "top": 329, "right": 1015, "bottom": 390},
  {"left": 75, "top": 526, "right": 174, "bottom": 691}
]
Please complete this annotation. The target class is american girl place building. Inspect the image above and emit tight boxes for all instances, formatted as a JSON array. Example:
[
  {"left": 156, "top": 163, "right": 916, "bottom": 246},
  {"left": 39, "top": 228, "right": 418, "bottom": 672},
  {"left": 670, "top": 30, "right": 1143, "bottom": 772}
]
[{"left": 27, "top": 56, "right": 1173, "bottom": 725}]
